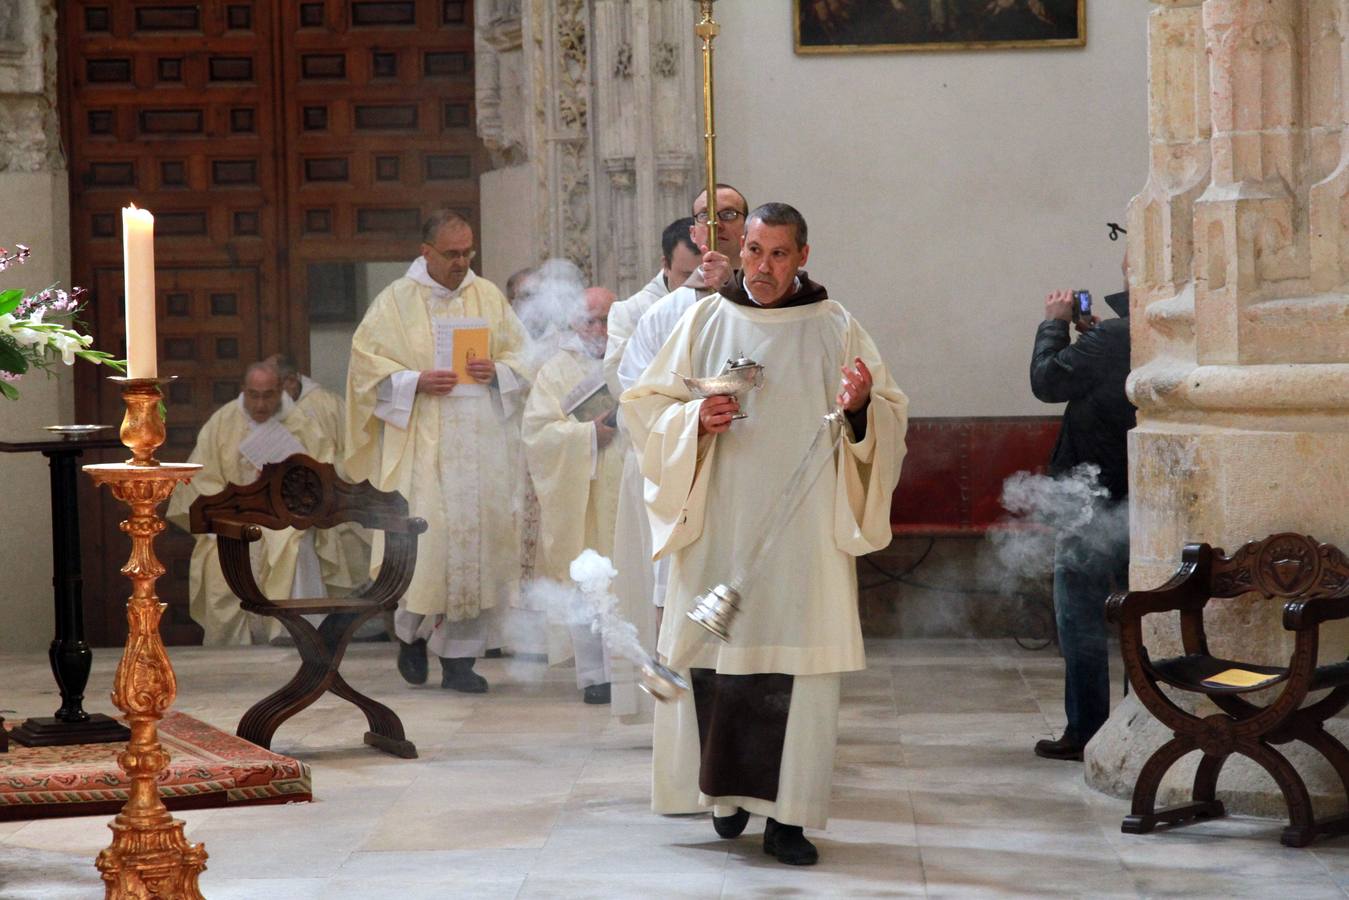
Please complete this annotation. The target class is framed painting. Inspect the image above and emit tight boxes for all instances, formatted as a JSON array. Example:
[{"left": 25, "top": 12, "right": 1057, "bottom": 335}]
[{"left": 794, "top": 0, "right": 1086, "bottom": 54}]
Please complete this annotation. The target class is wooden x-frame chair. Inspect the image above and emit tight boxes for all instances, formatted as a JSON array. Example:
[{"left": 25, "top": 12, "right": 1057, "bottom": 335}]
[
  {"left": 191, "top": 454, "right": 426, "bottom": 759},
  {"left": 1107, "top": 533, "right": 1349, "bottom": 846}
]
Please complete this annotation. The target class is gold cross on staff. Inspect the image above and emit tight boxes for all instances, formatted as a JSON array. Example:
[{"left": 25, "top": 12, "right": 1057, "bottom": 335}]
[{"left": 696, "top": 0, "right": 720, "bottom": 228}]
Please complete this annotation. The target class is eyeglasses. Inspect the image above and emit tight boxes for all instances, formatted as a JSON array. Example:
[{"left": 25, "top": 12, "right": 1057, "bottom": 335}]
[
  {"left": 693, "top": 209, "right": 745, "bottom": 225},
  {"left": 428, "top": 246, "right": 477, "bottom": 263}
]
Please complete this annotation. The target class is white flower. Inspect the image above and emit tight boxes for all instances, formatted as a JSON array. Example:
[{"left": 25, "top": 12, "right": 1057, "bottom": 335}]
[
  {"left": 0, "top": 312, "right": 13, "bottom": 334},
  {"left": 52, "top": 332, "right": 81, "bottom": 365},
  {"left": 10, "top": 326, "right": 43, "bottom": 348},
  {"left": 27, "top": 307, "right": 43, "bottom": 325}
]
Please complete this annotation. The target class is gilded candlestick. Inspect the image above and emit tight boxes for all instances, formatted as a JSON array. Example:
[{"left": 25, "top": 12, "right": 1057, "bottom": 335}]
[{"left": 85, "top": 377, "right": 206, "bottom": 898}]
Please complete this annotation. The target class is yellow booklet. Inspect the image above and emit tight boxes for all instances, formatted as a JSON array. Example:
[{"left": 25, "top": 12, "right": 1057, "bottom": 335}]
[
  {"left": 452, "top": 327, "right": 491, "bottom": 378},
  {"left": 433, "top": 317, "right": 491, "bottom": 397},
  {"left": 1202, "top": 668, "right": 1281, "bottom": 689}
]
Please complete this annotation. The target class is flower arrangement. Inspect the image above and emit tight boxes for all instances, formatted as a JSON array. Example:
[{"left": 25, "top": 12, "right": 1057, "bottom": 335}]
[{"left": 0, "top": 244, "right": 125, "bottom": 400}]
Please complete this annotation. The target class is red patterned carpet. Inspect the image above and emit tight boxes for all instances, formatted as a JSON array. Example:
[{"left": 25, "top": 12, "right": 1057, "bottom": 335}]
[{"left": 0, "top": 711, "right": 311, "bottom": 821}]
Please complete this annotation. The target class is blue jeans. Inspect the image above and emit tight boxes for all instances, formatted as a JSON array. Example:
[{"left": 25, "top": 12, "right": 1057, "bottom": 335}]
[{"left": 1053, "top": 531, "right": 1128, "bottom": 744}]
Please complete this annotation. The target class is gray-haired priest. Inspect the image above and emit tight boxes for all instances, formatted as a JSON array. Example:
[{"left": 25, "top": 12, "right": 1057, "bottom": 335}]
[{"left": 621, "top": 202, "right": 908, "bottom": 866}]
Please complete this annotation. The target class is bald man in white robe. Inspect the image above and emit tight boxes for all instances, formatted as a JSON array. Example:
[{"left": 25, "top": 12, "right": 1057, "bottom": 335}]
[{"left": 167, "top": 362, "right": 336, "bottom": 645}]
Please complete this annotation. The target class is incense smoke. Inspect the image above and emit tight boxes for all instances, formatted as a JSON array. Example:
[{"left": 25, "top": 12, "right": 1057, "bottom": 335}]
[
  {"left": 512, "top": 258, "right": 589, "bottom": 370},
  {"left": 507, "top": 550, "right": 652, "bottom": 674},
  {"left": 989, "top": 462, "right": 1128, "bottom": 592}
]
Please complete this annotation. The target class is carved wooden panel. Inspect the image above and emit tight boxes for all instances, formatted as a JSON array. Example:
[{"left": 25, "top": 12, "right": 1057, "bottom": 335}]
[
  {"left": 64, "top": 1, "right": 283, "bottom": 646},
  {"left": 277, "top": 0, "right": 486, "bottom": 342}
]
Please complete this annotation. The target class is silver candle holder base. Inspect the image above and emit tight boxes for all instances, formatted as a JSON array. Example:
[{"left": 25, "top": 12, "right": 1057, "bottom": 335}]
[{"left": 687, "top": 583, "right": 741, "bottom": 642}]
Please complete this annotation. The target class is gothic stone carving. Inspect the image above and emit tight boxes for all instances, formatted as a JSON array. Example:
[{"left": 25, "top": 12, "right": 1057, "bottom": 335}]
[{"left": 0, "top": 0, "right": 62, "bottom": 173}]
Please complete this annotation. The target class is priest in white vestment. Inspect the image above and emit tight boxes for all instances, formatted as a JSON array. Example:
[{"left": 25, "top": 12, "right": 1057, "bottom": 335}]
[
  {"left": 166, "top": 362, "right": 336, "bottom": 646},
  {"left": 345, "top": 209, "right": 531, "bottom": 693},
  {"left": 523, "top": 287, "right": 625, "bottom": 704},
  {"left": 601, "top": 217, "right": 697, "bottom": 718},
  {"left": 602, "top": 217, "right": 701, "bottom": 400},
  {"left": 622, "top": 203, "right": 907, "bottom": 866},
  {"left": 606, "top": 189, "right": 747, "bottom": 720}
]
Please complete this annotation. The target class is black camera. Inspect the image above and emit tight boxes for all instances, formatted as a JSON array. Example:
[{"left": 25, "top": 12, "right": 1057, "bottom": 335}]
[{"left": 1071, "top": 290, "right": 1092, "bottom": 321}]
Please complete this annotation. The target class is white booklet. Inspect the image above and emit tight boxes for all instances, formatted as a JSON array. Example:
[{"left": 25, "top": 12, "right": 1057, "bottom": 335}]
[
  {"left": 433, "top": 316, "right": 490, "bottom": 398},
  {"left": 238, "top": 419, "right": 306, "bottom": 470}
]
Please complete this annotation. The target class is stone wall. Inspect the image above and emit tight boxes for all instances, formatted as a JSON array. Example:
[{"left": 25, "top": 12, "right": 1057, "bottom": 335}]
[
  {"left": 477, "top": 1, "right": 1150, "bottom": 418},
  {"left": 0, "top": 0, "right": 73, "bottom": 651}
]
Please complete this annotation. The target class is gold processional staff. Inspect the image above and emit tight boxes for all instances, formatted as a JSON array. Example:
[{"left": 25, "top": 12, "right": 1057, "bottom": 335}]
[
  {"left": 678, "top": 2, "right": 857, "bottom": 647},
  {"left": 696, "top": 1, "right": 719, "bottom": 229}
]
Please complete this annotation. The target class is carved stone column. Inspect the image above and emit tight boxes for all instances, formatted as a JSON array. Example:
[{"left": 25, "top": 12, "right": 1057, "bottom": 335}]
[
  {"left": 475, "top": 0, "right": 700, "bottom": 292},
  {"left": 0, "top": 0, "right": 61, "bottom": 174},
  {"left": 1087, "top": 0, "right": 1349, "bottom": 816},
  {"left": 592, "top": 0, "right": 639, "bottom": 291},
  {"left": 590, "top": 0, "right": 700, "bottom": 296},
  {"left": 526, "top": 0, "right": 595, "bottom": 278}
]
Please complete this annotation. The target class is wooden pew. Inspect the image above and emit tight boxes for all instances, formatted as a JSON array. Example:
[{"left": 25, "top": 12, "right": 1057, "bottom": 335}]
[
  {"left": 890, "top": 416, "right": 1062, "bottom": 536},
  {"left": 863, "top": 416, "right": 1062, "bottom": 643}
]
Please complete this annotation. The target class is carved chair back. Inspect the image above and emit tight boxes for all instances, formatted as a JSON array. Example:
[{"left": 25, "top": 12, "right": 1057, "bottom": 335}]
[
  {"left": 188, "top": 453, "right": 426, "bottom": 613},
  {"left": 1206, "top": 533, "right": 1349, "bottom": 601},
  {"left": 189, "top": 453, "right": 417, "bottom": 536},
  {"left": 1175, "top": 533, "right": 1349, "bottom": 659}
]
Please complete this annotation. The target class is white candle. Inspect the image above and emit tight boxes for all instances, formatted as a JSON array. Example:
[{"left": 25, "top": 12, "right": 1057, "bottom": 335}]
[{"left": 122, "top": 205, "right": 158, "bottom": 379}]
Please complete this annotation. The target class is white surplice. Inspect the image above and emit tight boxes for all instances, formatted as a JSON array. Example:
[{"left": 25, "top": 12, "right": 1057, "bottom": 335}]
[
  {"left": 615, "top": 280, "right": 707, "bottom": 609},
  {"left": 622, "top": 291, "right": 908, "bottom": 827},
  {"left": 602, "top": 272, "right": 673, "bottom": 717},
  {"left": 603, "top": 271, "right": 668, "bottom": 400},
  {"left": 608, "top": 274, "right": 717, "bottom": 718}
]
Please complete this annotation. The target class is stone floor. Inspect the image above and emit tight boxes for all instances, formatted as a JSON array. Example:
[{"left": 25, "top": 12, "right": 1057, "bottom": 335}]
[{"left": 3, "top": 638, "right": 1349, "bottom": 898}]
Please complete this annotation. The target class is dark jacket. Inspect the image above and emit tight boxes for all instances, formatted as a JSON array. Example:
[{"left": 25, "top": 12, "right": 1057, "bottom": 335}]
[{"left": 1029, "top": 307, "right": 1135, "bottom": 500}]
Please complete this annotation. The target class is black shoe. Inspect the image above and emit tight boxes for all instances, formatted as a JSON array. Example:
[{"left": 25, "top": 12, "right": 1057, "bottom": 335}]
[
  {"left": 397, "top": 638, "right": 428, "bottom": 685},
  {"left": 582, "top": 683, "right": 611, "bottom": 705},
  {"left": 484, "top": 647, "right": 507, "bottom": 659},
  {"left": 1034, "top": 735, "right": 1085, "bottom": 761},
  {"left": 763, "top": 818, "right": 818, "bottom": 866},
  {"left": 440, "top": 657, "right": 488, "bottom": 693},
  {"left": 713, "top": 808, "right": 749, "bottom": 839}
]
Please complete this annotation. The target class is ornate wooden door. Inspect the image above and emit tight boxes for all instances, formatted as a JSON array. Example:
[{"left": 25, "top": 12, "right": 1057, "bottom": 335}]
[
  {"left": 61, "top": 0, "right": 483, "bottom": 645},
  {"left": 278, "top": 0, "right": 484, "bottom": 340}
]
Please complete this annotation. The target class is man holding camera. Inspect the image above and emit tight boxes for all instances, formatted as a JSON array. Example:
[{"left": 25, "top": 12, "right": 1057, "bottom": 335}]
[{"left": 1029, "top": 258, "right": 1135, "bottom": 761}]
